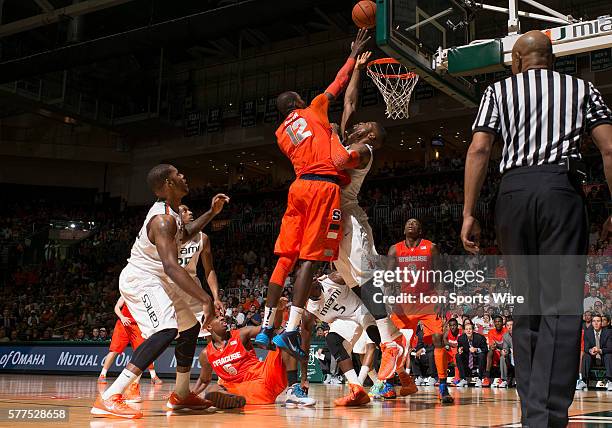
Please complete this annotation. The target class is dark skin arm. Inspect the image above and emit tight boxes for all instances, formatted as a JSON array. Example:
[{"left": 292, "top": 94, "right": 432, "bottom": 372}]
[
  {"left": 591, "top": 124, "right": 612, "bottom": 235},
  {"left": 182, "top": 194, "right": 229, "bottom": 242},
  {"left": 194, "top": 348, "right": 213, "bottom": 394},
  {"left": 324, "top": 29, "right": 370, "bottom": 101},
  {"left": 461, "top": 132, "right": 494, "bottom": 254},
  {"left": 340, "top": 51, "right": 371, "bottom": 136},
  {"left": 148, "top": 215, "right": 214, "bottom": 326},
  {"left": 200, "top": 234, "right": 223, "bottom": 315}
]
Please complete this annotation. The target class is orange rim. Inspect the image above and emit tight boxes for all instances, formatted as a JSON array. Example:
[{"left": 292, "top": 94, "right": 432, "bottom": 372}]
[{"left": 367, "top": 58, "right": 417, "bottom": 80}]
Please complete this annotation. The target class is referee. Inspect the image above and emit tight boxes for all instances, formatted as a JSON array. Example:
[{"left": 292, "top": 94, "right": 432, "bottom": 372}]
[{"left": 461, "top": 31, "right": 612, "bottom": 427}]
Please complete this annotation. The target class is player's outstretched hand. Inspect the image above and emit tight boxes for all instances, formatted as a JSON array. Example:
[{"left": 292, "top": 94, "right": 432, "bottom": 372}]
[
  {"left": 201, "top": 298, "right": 215, "bottom": 330},
  {"left": 214, "top": 299, "right": 225, "bottom": 317},
  {"left": 461, "top": 215, "right": 481, "bottom": 254},
  {"left": 193, "top": 376, "right": 210, "bottom": 396},
  {"left": 356, "top": 51, "right": 372, "bottom": 69},
  {"left": 210, "top": 193, "right": 230, "bottom": 215},
  {"left": 120, "top": 315, "right": 131, "bottom": 326},
  {"left": 350, "top": 28, "right": 371, "bottom": 57}
]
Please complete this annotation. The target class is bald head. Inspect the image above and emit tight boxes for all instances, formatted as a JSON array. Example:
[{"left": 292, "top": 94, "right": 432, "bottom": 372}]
[{"left": 512, "top": 30, "right": 554, "bottom": 74}]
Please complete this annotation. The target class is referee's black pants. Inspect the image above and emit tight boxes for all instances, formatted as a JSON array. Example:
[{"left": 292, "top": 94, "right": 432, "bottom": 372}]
[{"left": 495, "top": 165, "right": 588, "bottom": 428}]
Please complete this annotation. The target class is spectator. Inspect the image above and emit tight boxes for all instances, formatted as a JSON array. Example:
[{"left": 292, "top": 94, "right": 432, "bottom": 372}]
[
  {"left": 0, "top": 309, "right": 16, "bottom": 330},
  {"left": 584, "top": 286, "right": 603, "bottom": 312},
  {"left": 74, "top": 328, "right": 86, "bottom": 341},
  {"left": 456, "top": 321, "right": 488, "bottom": 387},
  {"left": 99, "top": 328, "right": 108, "bottom": 341},
  {"left": 91, "top": 328, "right": 101, "bottom": 341},
  {"left": 0, "top": 327, "right": 9, "bottom": 343},
  {"left": 581, "top": 314, "right": 611, "bottom": 390},
  {"left": 500, "top": 317, "right": 514, "bottom": 387}
]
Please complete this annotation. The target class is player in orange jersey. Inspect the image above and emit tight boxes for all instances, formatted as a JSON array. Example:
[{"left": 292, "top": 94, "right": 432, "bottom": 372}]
[
  {"left": 254, "top": 29, "right": 371, "bottom": 360},
  {"left": 387, "top": 218, "right": 454, "bottom": 404},
  {"left": 444, "top": 318, "right": 462, "bottom": 385},
  {"left": 194, "top": 305, "right": 316, "bottom": 407},
  {"left": 486, "top": 315, "right": 508, "bottom": 387},
  {"left": 98, "top": 297, "right": 162, "bottom": 403}
]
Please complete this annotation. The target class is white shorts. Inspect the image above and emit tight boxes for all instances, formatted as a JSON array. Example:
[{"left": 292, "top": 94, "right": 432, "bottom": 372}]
[
  {"left": 329, "top": 304, "right": 375, "bottom": 354},
  {"left": 119, "top": 264, "right": 197, "bottom": 339},
  {"left": 334, "top": 205, "right": 378, "bottom": 288}
]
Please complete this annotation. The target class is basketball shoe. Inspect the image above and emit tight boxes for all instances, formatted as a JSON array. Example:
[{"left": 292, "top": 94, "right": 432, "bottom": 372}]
[
  {"left": 272, "top": 330, "right": 307, "bottom": 361},
  {"left": 97, "top": 374, "right": 107, "bottom": 384},
  {"left": 378, "top": 335, "right": 406, "bottom": 380},
  {"left": 254, "top": 326, "right": 276, "bottom": 350},
  {"left": 438, "top": 382, "right": 454, "bottom": 404},
  {"left": 91, "top": 394, "right": 143, "bottom": 419},
  {"left": 205, "top": 390, "right": 247, "bottom": 409},
  {"left": 166, "top": 391, "right": 213, "bottom": 410},
  {"left": 285, "top": 383, "right": 316, "bottom": 407},
  {"left": 368, "top": 380, "right": 384, "bottom": 399},
  {"left": 124, "top": 382, "right": 142, "bottom": 403},
  {"left": 398, "top": 372, "right": 418, "bottom": 396},
  {"left": 380, "top": 380, "right": 397, "bottom": 399},
  {"left": 334, "top": 384, "right": 370, "bottom": 407}
]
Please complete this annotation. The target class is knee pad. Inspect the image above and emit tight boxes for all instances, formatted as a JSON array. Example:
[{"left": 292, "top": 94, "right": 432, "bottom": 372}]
[
  {"left": 326, "top": 332, "right": 351, "bottom": 363},
  {"left": 175, "top": 322, "right": 200, "bottom": 367},
  {"left": 131, "top": 328, "right": 177, "bottom": 371},
  {"left": 365, "top": 325, "right": 381, "bottom": 346},
  {"left": 270, "top": 255, "right": 297, "bottom": 286}
]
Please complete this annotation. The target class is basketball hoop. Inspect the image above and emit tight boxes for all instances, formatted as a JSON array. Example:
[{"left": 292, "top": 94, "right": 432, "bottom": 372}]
[{"left": 366, "top": 58, "right": 419, "bottom": 120}]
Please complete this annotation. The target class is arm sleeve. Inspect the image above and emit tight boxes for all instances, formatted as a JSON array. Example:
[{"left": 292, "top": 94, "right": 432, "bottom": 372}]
[
  {"left": 325, "top": 57, "right": 357, "bottom": 99},
  {"left": 472, "top": 85, "right": 500, "bottom": 135},
  {"left": 586, "top": 82, "right": 612, "bottom": 133}
]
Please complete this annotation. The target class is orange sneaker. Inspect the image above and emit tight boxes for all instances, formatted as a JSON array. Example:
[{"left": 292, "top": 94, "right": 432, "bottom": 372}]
[
  {"left": 334, "top": 384, "right": 371, "bottom": 407},
  {"left": 125, "top": 382, "right": 142, "bottom": 403},
  {"left": 90, "top": 394, "right": 143, "bottom": 419},
  {"left": 166, "top": 391, "right": 213, "bottom": 411},
  {"left": 378, "top": 335, "right": 406, "bottom": 380},
  {"left": 398, "top": 372, "right": 418, "bottom": 396},
  {"left": 482, "top": 377, "right": 491, "bottom": 388},
  {"left": 97, "top": 374, "right": 107, "bottom": 384}
]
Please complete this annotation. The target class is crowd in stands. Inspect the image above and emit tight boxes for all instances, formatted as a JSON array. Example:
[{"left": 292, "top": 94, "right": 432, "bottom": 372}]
[{"left": 0, "top": 157, "right": 610, "bottom": 355}]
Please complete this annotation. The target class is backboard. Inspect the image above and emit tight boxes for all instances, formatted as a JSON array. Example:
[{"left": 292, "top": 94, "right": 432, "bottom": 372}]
[{"left": 376, "top": 0, "right": 480, "bottom": 107}]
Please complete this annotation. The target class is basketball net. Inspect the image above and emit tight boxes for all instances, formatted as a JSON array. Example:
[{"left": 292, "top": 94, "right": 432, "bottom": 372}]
[{"left": 366, "top": 58, "right": 419, "bottom": 120}]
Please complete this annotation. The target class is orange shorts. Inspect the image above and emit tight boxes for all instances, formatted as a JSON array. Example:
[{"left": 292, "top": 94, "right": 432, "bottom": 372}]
[
  {"left": 391, "top": 313, "right": 443, "bottom": 346},
  {"left": 219, "top": 349, "right": 288, "bottom": 405},
  {"left": 109, "top": 319, "right": 145, "bottom": 353},
  {"left": 274, "top": 178, "right": 342, "bottom": 261}
]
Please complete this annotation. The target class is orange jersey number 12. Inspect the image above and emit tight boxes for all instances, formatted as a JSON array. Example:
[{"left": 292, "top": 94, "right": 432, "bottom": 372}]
[{"left": 284, "top": 112, "right": 312, "bottom": 146}]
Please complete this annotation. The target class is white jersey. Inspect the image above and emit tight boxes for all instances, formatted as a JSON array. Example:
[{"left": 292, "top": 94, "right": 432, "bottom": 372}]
[
  {"left": 179, "top": 232, "right": 203, "bottom": 278},
  {"left": 306, "top": 275, "right": 364, "bottom": 324},
  {"left": 127, "top": 201, "right": 182, "bottom": 278},
  {"left": 341, "top": 144, "right": 373, "bottom": 208}
]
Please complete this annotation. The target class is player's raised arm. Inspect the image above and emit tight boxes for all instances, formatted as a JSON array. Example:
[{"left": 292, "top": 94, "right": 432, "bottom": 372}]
[
  {"left": 341, "top": 51, "right": 371, "bottom": 136},
  {"left": 200, "top": 234, "right": 223, "bottom": 314},
  {"left": 324, "top": 29, "right": 370, "bottom": 102},
  {"left": 150, "top": 214, "right": 214, "bottom": 325},
  {"left": 183, "top": 193, "right": 230, "bottom": 241}
]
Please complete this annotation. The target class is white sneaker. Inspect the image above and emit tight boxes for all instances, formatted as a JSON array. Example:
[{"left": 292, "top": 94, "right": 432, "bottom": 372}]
[
  {"left": 285, "top": 384, "right": 316, "bottom": 407},
  {"left": 576, "top": 379, "right": 587, "bottom": 391},
  {"left": 491, "top": 378, "right": 501, "bottom": 388},
  {"left": 456, "top": 379, "right": 468, "bottom": 388},
  {"left": 498, "top": 380, "right": 508, "bottom": 388},
  {"left": 607, "top": 381, "right": 612, "bottom": 392},
  {"left": 474, "top": 378, "right": 483, "bottom": 388},
  {"left": 329, "top": 376, "right": 343, "bottom": 385},
  {"left": 426, "top": 377, "right": 436, "bottom": 386},
  {"left": 414, "top": 376, "right": 424, "bottom": 386},
  {"left": 596, "top": 380, "right": 606, "bottom": 388},
  {"left": 323, "top": 374, "right": 332, "bottom": 384}
]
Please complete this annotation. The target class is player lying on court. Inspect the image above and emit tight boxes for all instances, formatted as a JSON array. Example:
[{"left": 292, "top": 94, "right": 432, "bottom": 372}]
[
  {"left": 254, "top": 29, "right": 370, "bottom": 360},
  {"left": 328, "top": 48, "right": 410, "bottom": 382},
  {"left": 387, "top": 218, "right": 454, "bottom": 404},
  {"left": 91, "top": 164, "right": 229, "bottom": 419},
  {"left": 193, "top": 299, "right": 315, "bottom": 408},
  {"left": 301, "top": 271, "right": 417, "bottom": 406},
  {"left": 97, "top": 296, "right": 161, "bottom": 403}
]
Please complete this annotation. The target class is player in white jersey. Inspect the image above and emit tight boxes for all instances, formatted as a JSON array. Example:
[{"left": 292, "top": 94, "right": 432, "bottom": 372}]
[
  {"left": 91, "top": 164, "right": 229, "bottom": 420},
  {"left": 175, "top": 204, "right": 223, "bottom": 337},
  {"left": 330, "top": 52, "right": 410, "bottom": 383},
  {"left": 301, "top": 271, "right": 379, "bottom": 406}
]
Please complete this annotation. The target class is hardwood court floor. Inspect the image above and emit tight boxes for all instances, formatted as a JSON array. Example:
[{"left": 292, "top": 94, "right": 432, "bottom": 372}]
[{"left": 0, "top": 375, "right": 610, "bottom": 427}]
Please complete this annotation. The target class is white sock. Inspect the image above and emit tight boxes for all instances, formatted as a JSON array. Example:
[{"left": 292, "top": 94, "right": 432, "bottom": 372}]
[
  {"left": 286, "top": 307, "right": 304, "bottom": 332},
  {"left": 344, "top": 369, "right": 361, "bottom": 385},
  {"left": 358, "top": 365, "right": 370, "bottom": 384},
  {"left": 376, "top": 318, "right": 397, "bottom": 343},
  {"left": 262, "top": 306, "right": 277, "bottom": 329},
  {"left": 133, "top": 374, "right": 142, "bottom": 385},
  {"left": 368, "top": 370, "right": 378, "bottom": 383},
  {"left": 149, "top": 368, "right": 157, "bottom": 378},
  {"left": 175, "top": 371, "right": 191, "bottom": 398},
  {"left": 100, "top": 368, "right": 108, "bottom": 376},
  {"left": 404, "top": 367, "right": 411, "bottom": 375},
  {"left": 102, "top": 369, "right": 138, "bottom": 399}
]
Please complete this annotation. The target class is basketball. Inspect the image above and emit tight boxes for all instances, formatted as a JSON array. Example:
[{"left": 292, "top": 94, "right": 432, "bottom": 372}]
[{"left": 352, "top": 0, "right": 376, "bottom": 29}]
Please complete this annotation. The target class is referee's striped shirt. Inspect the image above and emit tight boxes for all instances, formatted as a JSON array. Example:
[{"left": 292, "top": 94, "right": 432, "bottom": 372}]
[{"left": 472, "top": 68, "right": 612, "bottom": 173}]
